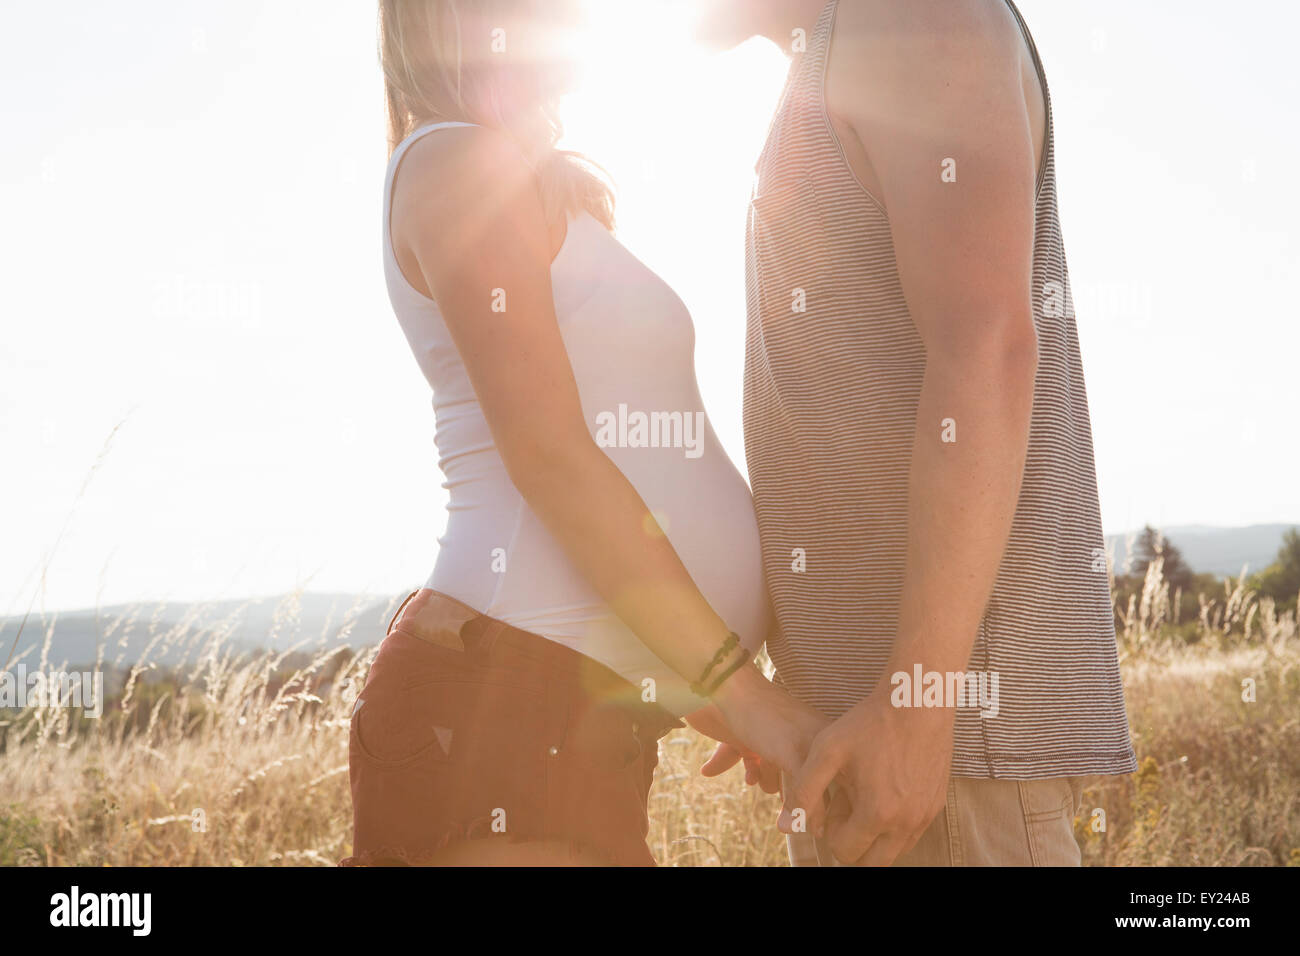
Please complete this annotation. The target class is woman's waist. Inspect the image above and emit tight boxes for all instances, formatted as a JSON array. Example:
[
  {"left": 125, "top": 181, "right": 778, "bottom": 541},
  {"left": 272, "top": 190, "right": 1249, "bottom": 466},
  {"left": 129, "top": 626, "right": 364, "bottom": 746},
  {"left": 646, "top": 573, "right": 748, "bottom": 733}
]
[
  {"left": 431, "top": 513, "right": 768, "bottom": 715},
  {"left": 383, "top": 588, "right": 684, "bottom": 735}
]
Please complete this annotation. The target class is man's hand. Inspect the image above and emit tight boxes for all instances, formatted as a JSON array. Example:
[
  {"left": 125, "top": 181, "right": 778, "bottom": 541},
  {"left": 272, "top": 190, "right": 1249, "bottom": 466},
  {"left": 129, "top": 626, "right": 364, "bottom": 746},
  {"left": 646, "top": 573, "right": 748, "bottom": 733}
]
[{"left": 781, "top": 688, "right": 953, "bottom": 865}]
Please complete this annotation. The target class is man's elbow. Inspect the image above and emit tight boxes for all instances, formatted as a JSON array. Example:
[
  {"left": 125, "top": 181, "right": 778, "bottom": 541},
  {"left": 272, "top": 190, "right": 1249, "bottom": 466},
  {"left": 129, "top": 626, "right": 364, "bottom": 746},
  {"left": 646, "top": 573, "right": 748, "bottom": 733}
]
[
  {"left": 929, "top": 311, "right": 1039, "bottom": 394},
  {"left": 992, "top": 316, "right": 1039, "bottom": 392}
]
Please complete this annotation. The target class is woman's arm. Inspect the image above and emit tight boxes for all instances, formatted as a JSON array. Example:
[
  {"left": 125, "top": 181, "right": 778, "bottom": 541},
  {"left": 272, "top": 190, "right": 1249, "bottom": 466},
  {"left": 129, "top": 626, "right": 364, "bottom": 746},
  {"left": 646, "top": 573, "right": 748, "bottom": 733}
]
[{"left": 390, "top": 126, "right": 821, "bottom": 754}]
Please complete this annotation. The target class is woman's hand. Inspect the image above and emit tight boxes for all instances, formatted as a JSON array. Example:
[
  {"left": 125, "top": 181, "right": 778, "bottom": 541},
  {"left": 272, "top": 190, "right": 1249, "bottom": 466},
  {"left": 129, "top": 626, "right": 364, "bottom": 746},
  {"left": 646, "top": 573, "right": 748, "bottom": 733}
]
[
  {"left": 682, "top": 702, "right": 782, "bottom": 793},
  {"left": 689, "top": 664, "right": 830, "bottom": 792},
  {"left": 706, "top": 741, "right": 783, "bottom": 793}
]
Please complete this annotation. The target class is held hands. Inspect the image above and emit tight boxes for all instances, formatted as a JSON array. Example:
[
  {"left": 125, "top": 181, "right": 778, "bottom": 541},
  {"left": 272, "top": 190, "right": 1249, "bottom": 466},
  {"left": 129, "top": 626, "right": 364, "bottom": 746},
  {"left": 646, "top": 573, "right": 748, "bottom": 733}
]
[
  {"left": 684, "top": 663, "right": 829, "bottom": 795},
  {"left": 682, "top": 703, "right": 782, "bottom": 793},
  {"left": 689, "top": 669, "right": 956, "bottom": 867},
  {"left": 780, "top": 689, "right": 954, "bottom": 866}
]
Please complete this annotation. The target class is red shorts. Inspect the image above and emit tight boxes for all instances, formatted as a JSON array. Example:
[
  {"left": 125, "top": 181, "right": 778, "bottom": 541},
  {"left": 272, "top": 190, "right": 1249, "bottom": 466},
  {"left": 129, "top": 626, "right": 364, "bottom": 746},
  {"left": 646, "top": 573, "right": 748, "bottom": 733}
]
[{"left": 341, "top": 589, "right": 683, "bottom": 866}]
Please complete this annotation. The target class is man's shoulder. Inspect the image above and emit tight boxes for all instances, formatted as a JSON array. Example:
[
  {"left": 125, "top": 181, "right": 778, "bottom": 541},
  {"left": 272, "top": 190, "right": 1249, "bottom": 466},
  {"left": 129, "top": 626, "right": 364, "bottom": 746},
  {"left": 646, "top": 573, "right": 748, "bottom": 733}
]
[
  {"left": 828, "top": 0, "right": 1028, "bottom": 115},
  {"left": 832, "top": 0, "right": 1018, "bottom": 30},
  {"left": 830, "top": 0, "right": 1024, "bottom": 65}
]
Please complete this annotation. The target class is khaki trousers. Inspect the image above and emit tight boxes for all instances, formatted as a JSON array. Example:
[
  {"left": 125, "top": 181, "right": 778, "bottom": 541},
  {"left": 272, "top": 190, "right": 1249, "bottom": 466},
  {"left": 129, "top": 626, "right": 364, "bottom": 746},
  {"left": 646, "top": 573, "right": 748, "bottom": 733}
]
[{"left": 784, "top": 775, "right": 1087, "bottom": 867}]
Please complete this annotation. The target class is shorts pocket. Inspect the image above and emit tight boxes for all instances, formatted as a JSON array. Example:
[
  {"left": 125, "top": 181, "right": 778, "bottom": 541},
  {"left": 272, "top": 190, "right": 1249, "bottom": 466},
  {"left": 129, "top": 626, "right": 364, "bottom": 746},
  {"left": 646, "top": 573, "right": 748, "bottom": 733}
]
[
  {"left": 560, "top": 696, "right": 644, "bottom": 774},
  {"left": 352, "top": 676, "right": 544, "bottom": 772},
  {"left": 1018, "top": 778, "right": 1082, "bottom": 867}
]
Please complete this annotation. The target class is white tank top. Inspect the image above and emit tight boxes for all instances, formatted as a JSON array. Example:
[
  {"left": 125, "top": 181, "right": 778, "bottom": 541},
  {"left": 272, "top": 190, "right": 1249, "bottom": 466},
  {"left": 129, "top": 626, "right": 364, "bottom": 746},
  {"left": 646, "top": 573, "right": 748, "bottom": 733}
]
[{"left": 382, "top": 122, "right": 768, "bottom": 716}]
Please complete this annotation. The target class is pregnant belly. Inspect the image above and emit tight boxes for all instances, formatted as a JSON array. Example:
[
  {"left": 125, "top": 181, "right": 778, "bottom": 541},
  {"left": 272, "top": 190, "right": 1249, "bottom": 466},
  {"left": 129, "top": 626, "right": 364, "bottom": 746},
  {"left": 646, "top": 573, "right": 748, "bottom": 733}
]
[
  {"left": 648, "top": 478, "right": 768, "bottom": 650},
  {"left": 603, "top": 450, "right": 771, "bottom": 712},
  {"left": 434, "top": 452, "right": 768, "bottom": 716}
]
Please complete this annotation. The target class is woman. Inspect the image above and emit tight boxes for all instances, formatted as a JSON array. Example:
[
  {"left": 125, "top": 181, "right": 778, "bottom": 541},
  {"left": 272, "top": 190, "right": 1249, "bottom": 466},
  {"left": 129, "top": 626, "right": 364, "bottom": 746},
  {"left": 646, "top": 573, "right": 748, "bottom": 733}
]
[{"left": 343, "top": 0, "right": 824, "bottom": 867}]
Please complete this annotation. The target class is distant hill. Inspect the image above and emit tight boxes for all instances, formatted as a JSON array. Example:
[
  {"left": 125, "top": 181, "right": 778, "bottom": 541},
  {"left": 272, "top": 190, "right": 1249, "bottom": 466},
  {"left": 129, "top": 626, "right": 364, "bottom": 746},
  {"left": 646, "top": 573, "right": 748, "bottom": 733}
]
[
  {"left": 6, "top": 525, "right": 1297, "bottom": 669},
  {"left": 1106, "top": 523, "right": 1297, "bottom": 578},
  {"left": 0, "top": 591, "right": 403, "bottom": 671}
]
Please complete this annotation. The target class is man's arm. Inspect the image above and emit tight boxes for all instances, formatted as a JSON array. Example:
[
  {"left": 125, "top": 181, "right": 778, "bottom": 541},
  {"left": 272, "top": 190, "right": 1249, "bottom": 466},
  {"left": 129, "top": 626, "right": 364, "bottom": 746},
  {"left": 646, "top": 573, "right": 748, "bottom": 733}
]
[{"left": 782, "top": 0, "right": 1041, "bottom": 865}]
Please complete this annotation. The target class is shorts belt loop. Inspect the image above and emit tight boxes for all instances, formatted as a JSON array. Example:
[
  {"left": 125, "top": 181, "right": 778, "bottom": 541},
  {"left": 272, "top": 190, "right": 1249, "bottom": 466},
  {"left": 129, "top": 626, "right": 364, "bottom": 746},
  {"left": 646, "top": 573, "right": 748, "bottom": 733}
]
[
  {"left": 945, "top": 778, "right": 963, "bottom": 867},
  {"left": 474, "top": 617, "right": 508, "bottom": 655},
  {"left": 386, "top": 589, "right": 420, "bottom": 637}
]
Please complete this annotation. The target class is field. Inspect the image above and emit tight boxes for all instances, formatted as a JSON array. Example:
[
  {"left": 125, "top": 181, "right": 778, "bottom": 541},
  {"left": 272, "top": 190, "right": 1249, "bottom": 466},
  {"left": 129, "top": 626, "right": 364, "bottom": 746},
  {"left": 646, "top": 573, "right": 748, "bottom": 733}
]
[{"left": 2, "top": 560, "right": 1297, "bottom": 867}]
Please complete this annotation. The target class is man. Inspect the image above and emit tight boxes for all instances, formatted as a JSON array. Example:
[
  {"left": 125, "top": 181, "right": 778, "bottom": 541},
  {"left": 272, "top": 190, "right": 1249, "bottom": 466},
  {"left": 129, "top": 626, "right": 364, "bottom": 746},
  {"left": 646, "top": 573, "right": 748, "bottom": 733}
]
[{"left": 695, "top": 0, "right": 1136, "bottom": 865}]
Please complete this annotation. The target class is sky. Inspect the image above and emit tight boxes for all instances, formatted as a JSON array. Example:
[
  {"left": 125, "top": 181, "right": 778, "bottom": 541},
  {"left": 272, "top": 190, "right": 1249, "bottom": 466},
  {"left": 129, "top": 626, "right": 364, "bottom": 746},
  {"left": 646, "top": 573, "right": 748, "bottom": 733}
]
[{"left": 2, "top": 0, "right": 1297, "bottom": 615}]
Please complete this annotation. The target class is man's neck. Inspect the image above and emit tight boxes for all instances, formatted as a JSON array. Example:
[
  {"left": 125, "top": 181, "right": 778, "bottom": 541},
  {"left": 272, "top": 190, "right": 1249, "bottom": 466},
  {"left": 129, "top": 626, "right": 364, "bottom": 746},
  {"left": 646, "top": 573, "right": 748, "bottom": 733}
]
[{"left": 755, "top": 0, "right": 831, "bottom": 48}]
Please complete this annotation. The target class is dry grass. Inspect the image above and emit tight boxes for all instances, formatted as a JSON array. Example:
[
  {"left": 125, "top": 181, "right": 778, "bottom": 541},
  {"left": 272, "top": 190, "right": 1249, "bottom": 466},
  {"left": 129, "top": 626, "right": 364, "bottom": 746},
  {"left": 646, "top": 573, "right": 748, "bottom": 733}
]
[
  {"left": 1079, "top": 561, "right": 1300, "bottom": 866},
  {"left": 1, "top": 559, "right": 1297, "bottom": 867}
]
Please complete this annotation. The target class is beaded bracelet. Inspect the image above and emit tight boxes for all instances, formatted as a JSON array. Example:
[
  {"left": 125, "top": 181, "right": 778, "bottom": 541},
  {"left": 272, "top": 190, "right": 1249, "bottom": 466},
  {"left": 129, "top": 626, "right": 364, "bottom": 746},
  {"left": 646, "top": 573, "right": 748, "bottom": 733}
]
[
  {"left": 699, "top": 646, "right": 751, "bottom": 696},
  {"left": 689, "top": 631, "right": 747, "bottom": 698}
]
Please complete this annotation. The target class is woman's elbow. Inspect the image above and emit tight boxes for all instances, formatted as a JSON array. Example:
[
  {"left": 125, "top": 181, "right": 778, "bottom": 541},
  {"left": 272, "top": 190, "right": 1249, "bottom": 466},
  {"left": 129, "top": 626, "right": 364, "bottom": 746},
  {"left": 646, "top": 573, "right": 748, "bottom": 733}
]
[{"left": 498, "top": 429, "right": 597, "bottom": 501}]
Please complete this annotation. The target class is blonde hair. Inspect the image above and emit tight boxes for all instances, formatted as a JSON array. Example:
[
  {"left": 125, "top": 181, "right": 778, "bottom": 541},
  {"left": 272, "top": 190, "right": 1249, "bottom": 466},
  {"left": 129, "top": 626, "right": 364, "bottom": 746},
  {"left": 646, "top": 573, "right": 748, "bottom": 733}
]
[{"left": 378, "top": 0, "right": 615, "bottom": 231}]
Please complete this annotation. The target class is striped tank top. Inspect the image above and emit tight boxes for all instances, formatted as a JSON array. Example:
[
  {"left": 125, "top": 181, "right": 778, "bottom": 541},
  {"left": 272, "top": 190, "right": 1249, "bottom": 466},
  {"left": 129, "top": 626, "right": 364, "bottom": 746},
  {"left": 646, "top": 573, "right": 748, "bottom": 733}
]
[{"left": 742, "top": 0, "right": 1137, "bottom": 778}]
